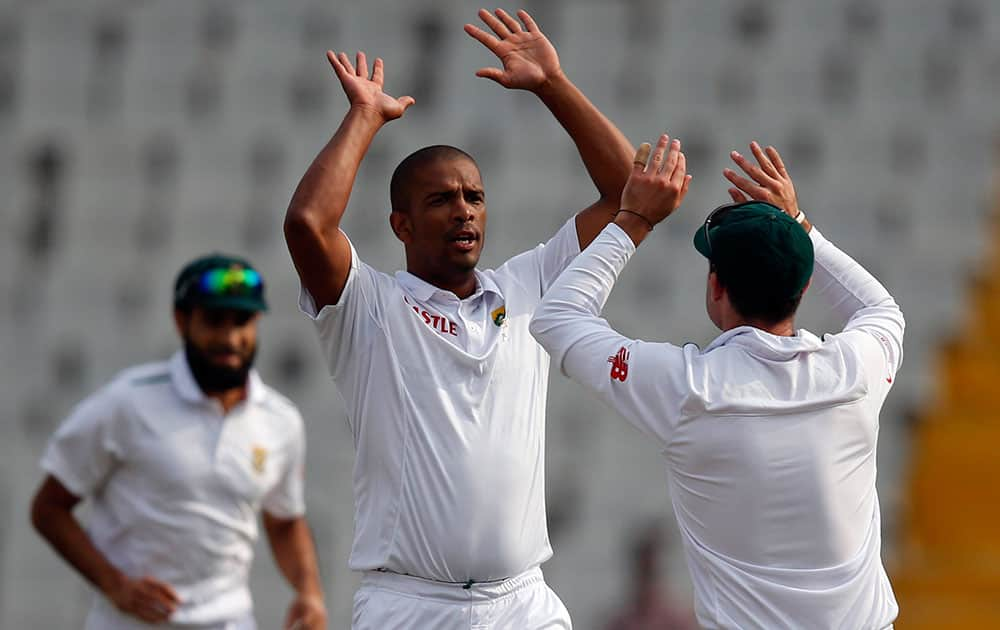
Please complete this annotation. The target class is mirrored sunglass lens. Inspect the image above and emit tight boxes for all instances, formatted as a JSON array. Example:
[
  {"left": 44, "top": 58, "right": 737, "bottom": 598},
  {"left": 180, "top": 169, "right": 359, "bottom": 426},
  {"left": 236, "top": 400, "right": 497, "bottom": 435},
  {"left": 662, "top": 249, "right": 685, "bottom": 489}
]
[{"left": 198, "top": 268, "right": 260, "bottom": 295}]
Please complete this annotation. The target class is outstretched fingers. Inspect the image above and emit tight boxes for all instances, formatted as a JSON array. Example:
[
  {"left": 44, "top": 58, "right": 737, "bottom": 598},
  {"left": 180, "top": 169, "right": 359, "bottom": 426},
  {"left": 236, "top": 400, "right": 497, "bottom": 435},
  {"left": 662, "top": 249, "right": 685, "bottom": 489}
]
[
  {"left": 647, "top": 134, "right": 670, "bottom": 172},
  {"left": 372, "top": 57, "right": 384, "bottom": 85},
  {"left": 723, "top": 167, "right": 767, "bottom": 199},
  {"left": 326, "top": 51, "right": 345, "bottom": 76},
  {"left": 495, "top": 8, "right": 523, "bottom": 33},
  {"left": 478, "top": 8, "right": 511, "bottom": 38},
  {"left": 355, "top": 51, "right": 369, "bottom": 78},
  {"left": 464, "top": 23, "right": 501, "bottom": 53},
  {"left": 670, "top": 151, "right": 687, "bottom": 187},
  {"left": 517, "top": 9, "right": 540, "bottom": 32},
  {"left": 337, "top": 52, "right": 355, "bottom": 74},
  {"left": 729, "top": 149, "right": 775, "bottom": 187},
  {"left": 749, "top": 141, "right": 779, "bottom": 179},
  {"left": 660, "top": 138, "right": 681, "bottom": 176},
  {"left": 765, "top": 145, "right": 788, "bottom": 176}
]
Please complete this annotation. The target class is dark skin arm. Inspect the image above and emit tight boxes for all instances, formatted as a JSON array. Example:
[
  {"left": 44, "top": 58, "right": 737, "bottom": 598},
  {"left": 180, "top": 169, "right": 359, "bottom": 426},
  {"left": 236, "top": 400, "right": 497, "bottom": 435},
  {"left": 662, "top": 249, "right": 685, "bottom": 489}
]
[
  {"left": 284, "top": 52, "right": 414, "bottom": 310},
  {"left": 263, "top": 512, "right": 327, "bottom": 630},
  {"left": 30, "top": 475, "right": 180, "bottom": 624},
  {"left": 464, "top": 9, "right": 636, "bottom": 248}
]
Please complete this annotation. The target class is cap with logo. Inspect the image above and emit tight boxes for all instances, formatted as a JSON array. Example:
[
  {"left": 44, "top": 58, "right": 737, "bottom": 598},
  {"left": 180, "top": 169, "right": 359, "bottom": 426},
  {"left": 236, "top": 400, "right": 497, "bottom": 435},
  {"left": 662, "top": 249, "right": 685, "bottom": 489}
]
[
  {"left": 173, "top": 254, "right": 268, "bottom": 312},
  {"left": 693, "top": 201, "right": 814, "bottom": 301}
]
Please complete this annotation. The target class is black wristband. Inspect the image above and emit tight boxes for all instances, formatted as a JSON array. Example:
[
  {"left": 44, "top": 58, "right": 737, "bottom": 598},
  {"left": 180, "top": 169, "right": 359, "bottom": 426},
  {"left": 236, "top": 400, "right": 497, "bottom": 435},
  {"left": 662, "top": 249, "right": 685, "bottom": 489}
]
[{"left": 616, "top": 209, "right": 655, "bottom": 232}]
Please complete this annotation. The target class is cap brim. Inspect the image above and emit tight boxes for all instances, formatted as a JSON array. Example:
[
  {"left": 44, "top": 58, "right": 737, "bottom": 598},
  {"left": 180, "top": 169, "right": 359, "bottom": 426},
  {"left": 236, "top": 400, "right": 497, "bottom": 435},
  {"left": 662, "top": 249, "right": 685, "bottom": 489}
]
[
  {"left": 196, "top": 296, "right": 268, "bottom": 313},
  {"left": 693, "top": 225, "right": 711, "bottom": 259}
]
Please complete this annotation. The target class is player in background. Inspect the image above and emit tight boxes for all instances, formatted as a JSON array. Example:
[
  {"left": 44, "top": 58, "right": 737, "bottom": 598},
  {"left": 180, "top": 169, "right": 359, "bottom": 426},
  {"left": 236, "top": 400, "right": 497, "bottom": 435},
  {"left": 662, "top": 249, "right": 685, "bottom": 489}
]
[
  {"left": 283, "top": 8, "right": 651, "bottom": 629},
  {"left": 31, "top": 255, "right": 326, "bottom": 630},
  {"left": 530, "top": 142, "right": 902, "bottom": 629}
]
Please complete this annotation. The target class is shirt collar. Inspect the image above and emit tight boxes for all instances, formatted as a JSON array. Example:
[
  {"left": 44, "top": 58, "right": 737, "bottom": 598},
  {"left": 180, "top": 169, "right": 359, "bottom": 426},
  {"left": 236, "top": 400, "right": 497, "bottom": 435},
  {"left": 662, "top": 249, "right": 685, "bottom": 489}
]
[
  {"left": 703, "top": 325, "right": 823, "bottom": 357},
  {"left": 395, "top": 269, "right": 504, "bottom": 303},
  {"left": 169, "top": 350, "right": 265, "bottom": 406},
  {"left": 703, "top": 327, "right": 755, "bottom": 353}
]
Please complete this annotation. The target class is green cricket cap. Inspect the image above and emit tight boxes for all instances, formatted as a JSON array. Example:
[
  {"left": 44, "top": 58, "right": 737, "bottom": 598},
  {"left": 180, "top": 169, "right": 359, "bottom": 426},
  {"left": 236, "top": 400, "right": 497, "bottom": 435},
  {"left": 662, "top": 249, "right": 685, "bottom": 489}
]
[
  {"left": 693, "top": 201, "right": 814, "bottom": 300},
  {"left": 173, "top": 253, "right": 268, "bottom": 312}
]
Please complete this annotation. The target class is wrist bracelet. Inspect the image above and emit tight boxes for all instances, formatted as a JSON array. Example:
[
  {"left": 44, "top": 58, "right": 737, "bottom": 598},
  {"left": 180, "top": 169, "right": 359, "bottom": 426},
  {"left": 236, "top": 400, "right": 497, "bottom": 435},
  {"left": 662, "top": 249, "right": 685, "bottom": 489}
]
[
  {"left": 794, "top": 209, "right": 807, "bottom": 224},
  {"left": 617, "top": 209, "right": 654, "bottom": 232}
]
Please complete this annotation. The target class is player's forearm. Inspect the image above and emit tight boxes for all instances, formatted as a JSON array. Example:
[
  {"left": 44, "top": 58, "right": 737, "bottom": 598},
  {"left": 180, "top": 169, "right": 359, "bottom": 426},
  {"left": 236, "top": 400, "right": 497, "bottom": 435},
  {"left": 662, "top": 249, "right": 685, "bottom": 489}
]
[
  {"left": 32, "top": 503, "right": 126, "bottom": 597},
  {"left": 285, "top": 105, "right": 384, "bottom": 234},
  {"left": 534, "top": 72, "right": 633, "bottom": 202},
  {"left": 531, "top": 223, "right": 635, "bottom": 359},
  {"left": 265, "top": 516, "right": 324, "bottom": 599}
]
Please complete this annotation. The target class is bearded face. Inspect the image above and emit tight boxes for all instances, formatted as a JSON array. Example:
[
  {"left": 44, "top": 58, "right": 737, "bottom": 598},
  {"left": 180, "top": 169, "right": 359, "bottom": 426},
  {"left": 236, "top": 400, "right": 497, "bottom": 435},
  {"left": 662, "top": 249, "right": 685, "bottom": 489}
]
[{"left": 175, "top": 307, "right": 260, "bottom": 393}]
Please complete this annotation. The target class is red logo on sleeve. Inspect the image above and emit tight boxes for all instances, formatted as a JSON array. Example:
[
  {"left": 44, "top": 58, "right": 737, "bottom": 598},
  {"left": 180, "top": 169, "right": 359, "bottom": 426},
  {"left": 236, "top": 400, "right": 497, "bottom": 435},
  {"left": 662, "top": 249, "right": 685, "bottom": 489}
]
[{"left": 608, "top": 347, "right": 630, "bottom": 382}]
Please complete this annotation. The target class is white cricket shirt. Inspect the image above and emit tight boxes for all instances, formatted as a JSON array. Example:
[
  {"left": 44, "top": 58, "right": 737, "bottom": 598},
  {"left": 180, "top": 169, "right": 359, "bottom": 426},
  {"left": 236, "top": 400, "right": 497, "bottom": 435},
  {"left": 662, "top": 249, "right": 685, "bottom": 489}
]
[
  {"left": 41, "top": 351, "right": 306, "bottom": 627},
  {"left": 530, "top": 223, "right": 903, "bottom": 629},
  {"left": 299, "top": 218, "right": 580, "bottom": 583}
]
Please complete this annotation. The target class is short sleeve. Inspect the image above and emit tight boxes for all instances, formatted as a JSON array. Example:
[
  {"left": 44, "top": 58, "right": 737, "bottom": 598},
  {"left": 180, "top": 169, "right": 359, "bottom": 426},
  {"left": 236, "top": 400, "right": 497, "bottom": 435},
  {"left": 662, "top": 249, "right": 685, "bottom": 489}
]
[
  {"left": 298, "top": 236, "right": 393, "bottom": 381},
  {"left": 40, "top": 386, "right": 125, "bottom": 497},
  {"left": 262, "top": 414, "right": 306, "bottom": 519},
  {"left": 494, "top": 218, "right": 581, "bottom": 300}
]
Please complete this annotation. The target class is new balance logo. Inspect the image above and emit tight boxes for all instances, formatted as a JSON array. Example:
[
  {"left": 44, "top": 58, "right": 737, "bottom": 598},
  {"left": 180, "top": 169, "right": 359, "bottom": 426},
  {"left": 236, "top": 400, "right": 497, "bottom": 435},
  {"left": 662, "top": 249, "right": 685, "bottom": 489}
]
[{"left": 608, "top": 346, "right": 629, "bottom": 382}]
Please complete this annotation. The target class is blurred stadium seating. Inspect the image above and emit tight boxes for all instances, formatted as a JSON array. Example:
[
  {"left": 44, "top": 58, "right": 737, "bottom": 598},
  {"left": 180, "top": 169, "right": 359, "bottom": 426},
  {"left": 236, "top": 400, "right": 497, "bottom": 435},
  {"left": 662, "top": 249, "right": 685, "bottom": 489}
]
[{"left": 1, "top": 1, "right": 997, "bottom": 627}]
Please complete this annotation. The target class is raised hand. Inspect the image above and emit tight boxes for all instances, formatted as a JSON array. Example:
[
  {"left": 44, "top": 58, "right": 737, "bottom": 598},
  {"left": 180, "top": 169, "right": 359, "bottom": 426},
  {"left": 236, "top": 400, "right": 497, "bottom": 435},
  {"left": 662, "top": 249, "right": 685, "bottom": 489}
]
[
  {"left": 106, "top": 574, "right": 181, "bottom": 624},
  {"left": 724, "top": 142, "right": 801, "bottom": 219},
  {"left": 464, "top": 9, "right": 562, "bottom": 91},
  {"left": 325, "top": 51, "right": 415, "bottom": 122},
  {"left": 619, "top": 135, "right": 692, "bottom": 229}
]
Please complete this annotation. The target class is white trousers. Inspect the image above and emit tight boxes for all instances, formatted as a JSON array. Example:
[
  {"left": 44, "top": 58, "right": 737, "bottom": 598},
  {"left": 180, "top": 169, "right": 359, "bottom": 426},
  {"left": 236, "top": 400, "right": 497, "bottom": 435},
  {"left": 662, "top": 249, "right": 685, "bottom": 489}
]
[{"left": 352, "top": 566, "right": 572, "bottom": 630}]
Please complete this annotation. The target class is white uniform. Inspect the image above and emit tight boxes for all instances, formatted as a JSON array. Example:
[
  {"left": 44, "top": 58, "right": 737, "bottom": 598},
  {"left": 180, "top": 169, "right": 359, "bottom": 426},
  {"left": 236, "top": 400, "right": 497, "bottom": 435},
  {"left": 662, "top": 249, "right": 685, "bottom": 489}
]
[
  {"left": 530, "top": 223, "right": 903, "bottom": 630},
  {"left": 298, "top": 219, "right": 580, "bottom": 629},
  {"left": 41, "top": 351, "right": 307, "bottom": 630}
]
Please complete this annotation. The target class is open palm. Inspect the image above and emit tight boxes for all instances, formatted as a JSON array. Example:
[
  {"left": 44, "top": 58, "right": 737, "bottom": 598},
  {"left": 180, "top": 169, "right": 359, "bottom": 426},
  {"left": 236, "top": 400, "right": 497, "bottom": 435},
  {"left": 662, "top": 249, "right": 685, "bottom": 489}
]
[
  {"left": 326, "top": 51, "right": 414, "bottom": 121},
  {"left": 465, "top": 9, "right": 561, "bottom": 91}
]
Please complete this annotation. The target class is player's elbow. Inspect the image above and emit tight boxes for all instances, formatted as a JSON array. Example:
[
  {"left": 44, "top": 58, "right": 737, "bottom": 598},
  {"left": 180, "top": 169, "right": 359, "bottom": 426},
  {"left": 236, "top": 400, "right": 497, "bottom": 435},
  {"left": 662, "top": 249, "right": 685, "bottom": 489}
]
[
  {"left": 529, "top": 307, "right": 558, "bottom": 351},
  {"left": 30, "top": 492, "right": 54, "bottom": 535},
  {"left": 283, "top": 207, "right": 324, "bottom": 250},
  {"left": 884, "top": 296, "right": 906, "bottom": 343}
]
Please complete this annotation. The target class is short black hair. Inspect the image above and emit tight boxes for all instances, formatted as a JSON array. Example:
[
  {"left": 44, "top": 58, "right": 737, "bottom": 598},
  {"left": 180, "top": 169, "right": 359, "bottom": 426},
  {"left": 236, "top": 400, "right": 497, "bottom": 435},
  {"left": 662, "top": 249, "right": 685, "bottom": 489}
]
[
  {"left": 711, "top": 262, "right": 805, "bottom": 325},
  {"left": 389, "top": 145, "right": 478, "bottom": 214}
]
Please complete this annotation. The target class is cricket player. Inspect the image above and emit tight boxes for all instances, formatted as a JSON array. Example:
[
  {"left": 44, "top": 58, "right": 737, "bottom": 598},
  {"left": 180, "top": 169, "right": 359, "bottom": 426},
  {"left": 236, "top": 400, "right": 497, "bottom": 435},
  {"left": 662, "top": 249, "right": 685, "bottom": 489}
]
[
  {"left": 283, "top": 8, "right": 640, "bottom": 628},
  {"left": 530, "top": 142, "right": 902, "bottom": 629},
  {"left": 30, "top": 255, "right": 327, "bottom": 630}
]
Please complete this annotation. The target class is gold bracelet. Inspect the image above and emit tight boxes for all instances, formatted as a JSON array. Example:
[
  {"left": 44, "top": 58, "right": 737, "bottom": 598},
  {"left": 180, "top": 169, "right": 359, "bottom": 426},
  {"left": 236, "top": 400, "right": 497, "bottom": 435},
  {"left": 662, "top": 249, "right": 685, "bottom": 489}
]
[{"left": 616, "top": 209, "right": 654, "bottom": 232}]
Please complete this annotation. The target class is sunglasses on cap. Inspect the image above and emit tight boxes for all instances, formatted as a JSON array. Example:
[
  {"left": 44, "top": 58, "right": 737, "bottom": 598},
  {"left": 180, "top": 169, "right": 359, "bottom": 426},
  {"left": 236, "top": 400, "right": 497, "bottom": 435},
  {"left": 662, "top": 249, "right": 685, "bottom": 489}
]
[
  {"left": 700, "top": 202, "right": 747, "bottom": 256},
  {"left": 175, "top": 264, "right": 264, "bottom": 306},
  {"left": 196, "top": 267, "right": 262, "bottom": 297}
]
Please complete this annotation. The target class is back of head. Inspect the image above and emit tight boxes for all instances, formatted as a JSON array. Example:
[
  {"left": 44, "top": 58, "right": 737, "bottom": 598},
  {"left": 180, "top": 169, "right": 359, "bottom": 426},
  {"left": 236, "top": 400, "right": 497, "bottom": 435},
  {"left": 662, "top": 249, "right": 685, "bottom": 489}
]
[
  {"left": 693, "top": 201, "right": 813, "bottom": 325},
  {"left": 389, "top": 145, "right": 478, "bottom": 214}
]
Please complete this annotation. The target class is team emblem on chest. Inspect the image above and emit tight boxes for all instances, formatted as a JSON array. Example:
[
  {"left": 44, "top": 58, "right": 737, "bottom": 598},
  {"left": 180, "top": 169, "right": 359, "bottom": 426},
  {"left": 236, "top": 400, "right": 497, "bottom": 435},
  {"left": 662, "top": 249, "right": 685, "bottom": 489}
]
[
  {"left": 491, "top": 305, "right": 506, "bottom": 327},
  {"left": 251, "top": 446, "right": 268, "bottom": 474}
]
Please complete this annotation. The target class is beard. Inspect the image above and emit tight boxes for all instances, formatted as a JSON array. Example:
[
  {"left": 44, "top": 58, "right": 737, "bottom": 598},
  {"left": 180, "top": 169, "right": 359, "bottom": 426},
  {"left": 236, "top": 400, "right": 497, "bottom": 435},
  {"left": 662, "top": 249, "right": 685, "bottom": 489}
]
[{"left": 184, "top": 339, "right": 256, "bottom": 394}]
